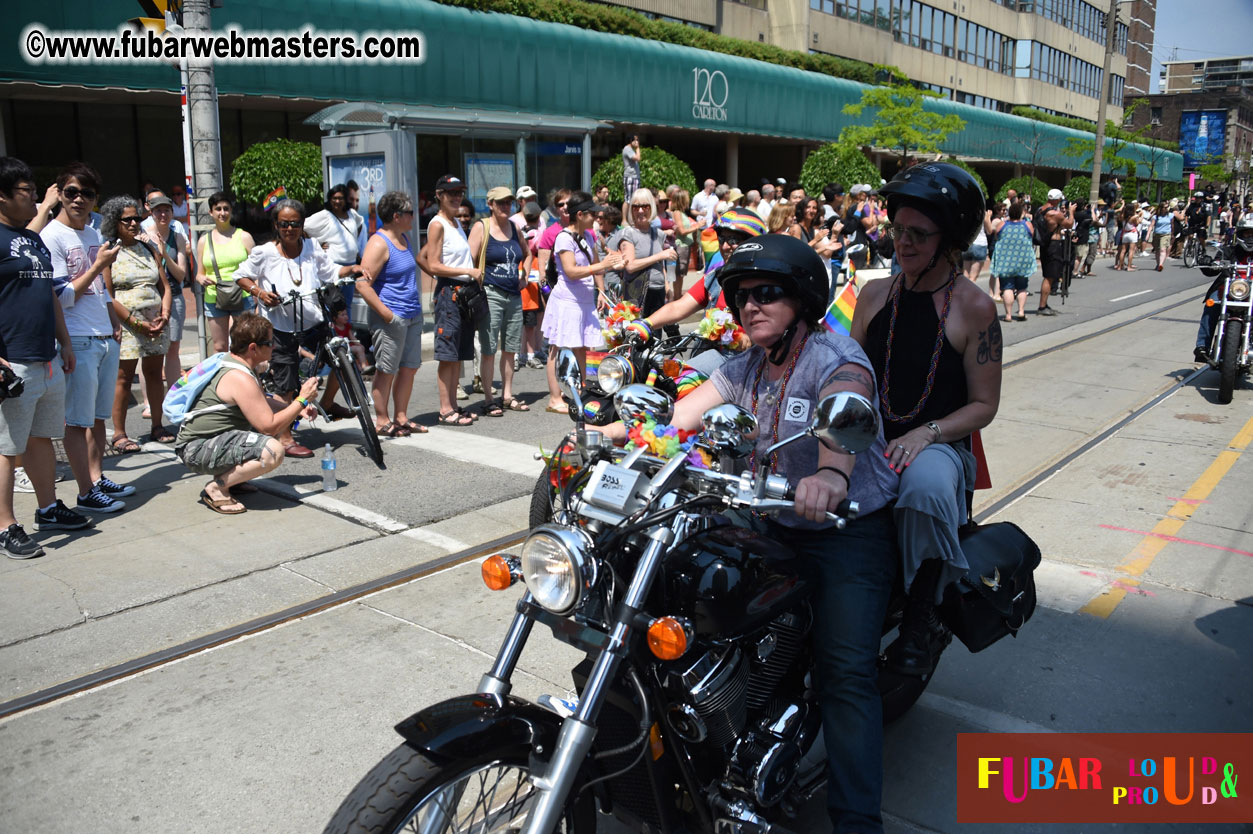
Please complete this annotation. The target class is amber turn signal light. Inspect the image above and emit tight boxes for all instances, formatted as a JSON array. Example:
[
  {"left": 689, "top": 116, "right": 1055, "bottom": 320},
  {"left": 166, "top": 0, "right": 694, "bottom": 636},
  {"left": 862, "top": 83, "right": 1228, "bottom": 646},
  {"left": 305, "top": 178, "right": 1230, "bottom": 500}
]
[
  {"left": 482, "top": 555, "right": 518, "bottom": 591},
  {"left": 647, "top": 616, "right": 690, "bottom": 660}
]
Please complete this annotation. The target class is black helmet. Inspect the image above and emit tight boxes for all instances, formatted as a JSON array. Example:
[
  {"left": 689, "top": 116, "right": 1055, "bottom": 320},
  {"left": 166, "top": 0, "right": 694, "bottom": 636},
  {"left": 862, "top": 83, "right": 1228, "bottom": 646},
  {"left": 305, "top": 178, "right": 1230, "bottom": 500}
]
[
  {"left": 720, "top": 233, "right": 829, "bottom": 325},
  {"left": 880, "top": 162, "right": 987, "bottom": 252}
]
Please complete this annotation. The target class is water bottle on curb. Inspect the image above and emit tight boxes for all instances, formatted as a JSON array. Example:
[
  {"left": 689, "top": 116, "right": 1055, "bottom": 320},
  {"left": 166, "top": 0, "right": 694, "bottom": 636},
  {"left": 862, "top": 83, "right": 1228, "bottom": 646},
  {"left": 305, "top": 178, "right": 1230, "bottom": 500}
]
[{"left": 321, "top": 444, "right": 338, "bottom": 492}]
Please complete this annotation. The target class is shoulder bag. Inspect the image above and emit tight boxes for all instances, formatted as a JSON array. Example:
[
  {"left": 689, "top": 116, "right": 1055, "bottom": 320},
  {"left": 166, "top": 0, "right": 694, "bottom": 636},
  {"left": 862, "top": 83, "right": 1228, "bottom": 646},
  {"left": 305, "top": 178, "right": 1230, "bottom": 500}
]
[{"left": 206, "top": 231, "right": 245, "bottom": 312}]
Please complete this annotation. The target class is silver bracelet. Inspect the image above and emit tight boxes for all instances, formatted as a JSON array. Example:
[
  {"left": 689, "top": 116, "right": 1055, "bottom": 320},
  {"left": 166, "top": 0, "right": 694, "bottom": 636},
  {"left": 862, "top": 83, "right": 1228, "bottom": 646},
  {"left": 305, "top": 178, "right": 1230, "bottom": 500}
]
[{"left": 926, "top": 421, "right": 942, "bottom": 443}]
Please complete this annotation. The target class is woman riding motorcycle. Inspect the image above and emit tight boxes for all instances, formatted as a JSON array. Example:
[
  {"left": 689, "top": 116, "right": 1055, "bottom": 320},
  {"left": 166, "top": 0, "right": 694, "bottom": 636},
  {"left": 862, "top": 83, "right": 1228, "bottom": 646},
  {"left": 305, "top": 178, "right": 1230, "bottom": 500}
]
[
  {"left": 1194, "top": 212, "right": 1253, "bottom": 362},
  {"left": 603, "top": 233, "right": 901, "bottom": 833},
  {"left": 850, "top": 163, "right": 1002, "bottom": 677}
]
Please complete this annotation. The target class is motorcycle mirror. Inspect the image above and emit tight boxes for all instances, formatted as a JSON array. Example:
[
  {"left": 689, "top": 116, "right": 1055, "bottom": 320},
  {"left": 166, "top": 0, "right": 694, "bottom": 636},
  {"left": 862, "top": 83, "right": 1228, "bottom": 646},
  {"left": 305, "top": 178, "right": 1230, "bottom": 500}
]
[
  {"left": 614, "top": 384, "right": 675, "bottom": 426},
  {"left": 811, "top": 392, "right": 880, "bottom": 454},
  {"left": 556, "top": 349, "right": 582, "bottom": 402},
  {"left": 700, "top": 404, "right": 758, "bottom": 457}
]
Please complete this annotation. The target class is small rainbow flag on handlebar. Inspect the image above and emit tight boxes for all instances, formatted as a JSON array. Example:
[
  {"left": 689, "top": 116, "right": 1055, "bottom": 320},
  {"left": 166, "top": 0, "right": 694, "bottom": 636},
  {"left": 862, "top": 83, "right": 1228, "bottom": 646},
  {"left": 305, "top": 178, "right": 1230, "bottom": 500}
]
[
  {"left": 823, "top": 278, "right": 858, "bottom": 337},
  {"left": 263, "top": 186, "right": 287, "bottom": 211}
]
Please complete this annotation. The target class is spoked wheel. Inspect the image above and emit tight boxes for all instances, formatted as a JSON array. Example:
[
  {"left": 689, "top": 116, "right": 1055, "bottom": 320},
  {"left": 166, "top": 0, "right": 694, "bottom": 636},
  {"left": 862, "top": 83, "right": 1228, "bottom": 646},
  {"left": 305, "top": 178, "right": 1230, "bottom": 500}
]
[
  {"left": 332, "top": 347, "right": 385, "bottom": 469},
  {"left": 323, "top": 746, "right": 594, "bottom": 834},
  {"left": 1183, "top": 237, "right": 1199, "bottom": 268},
  {"left": 1218, "top": 324, "right": 1241, "bottom": 404}
]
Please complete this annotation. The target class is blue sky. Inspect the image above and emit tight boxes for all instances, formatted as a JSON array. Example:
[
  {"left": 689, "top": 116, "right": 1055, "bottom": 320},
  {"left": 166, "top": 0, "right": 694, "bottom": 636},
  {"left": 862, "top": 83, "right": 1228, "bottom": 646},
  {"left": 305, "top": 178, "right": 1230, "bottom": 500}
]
[{"left": 1150, "top": 0, "right": 1253, "bottom": 92}]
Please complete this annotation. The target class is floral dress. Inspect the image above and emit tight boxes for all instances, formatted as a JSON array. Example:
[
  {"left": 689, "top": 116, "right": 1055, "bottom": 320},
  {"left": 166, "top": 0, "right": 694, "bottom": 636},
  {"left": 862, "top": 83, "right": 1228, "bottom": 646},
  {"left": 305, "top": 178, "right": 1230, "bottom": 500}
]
[
  {"left": 990, "top": 219, "right": 1036, "bottom": 279},
  {"left": 112, "top": 242, "right": 169, "bottom": 360}
]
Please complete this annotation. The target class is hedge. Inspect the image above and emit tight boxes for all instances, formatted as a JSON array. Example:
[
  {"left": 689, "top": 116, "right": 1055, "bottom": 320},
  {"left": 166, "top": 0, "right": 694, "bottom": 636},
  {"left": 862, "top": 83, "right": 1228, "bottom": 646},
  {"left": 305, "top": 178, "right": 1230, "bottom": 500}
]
[
  {"left": 994, "top": 175, "right": 1053, "bottom": 205},
  {"left": 433, "top": 0, "right": 876, "bottom": 85},
  {"left": 799, "top": 144, "right": 882, "bottom": 198},
  {"left": 592, "top": 146, "right": 697, "bottom": 204}
]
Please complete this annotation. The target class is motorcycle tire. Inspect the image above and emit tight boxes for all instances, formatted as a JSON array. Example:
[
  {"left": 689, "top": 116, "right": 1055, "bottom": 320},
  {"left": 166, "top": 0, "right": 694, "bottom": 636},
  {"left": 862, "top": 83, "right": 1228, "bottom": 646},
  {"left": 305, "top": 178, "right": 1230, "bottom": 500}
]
[
  {"left": 530, "top": 469, "right": 556, "bottom": 528},
  {"left": 878, "top": 648, "right": 942, "bottom": 724},
  {"left": 1219, "top": 324, "right": 1241, "bottom": 404},
  {"left": 323, "top": 744, "right": 596, "bottom": 834}
]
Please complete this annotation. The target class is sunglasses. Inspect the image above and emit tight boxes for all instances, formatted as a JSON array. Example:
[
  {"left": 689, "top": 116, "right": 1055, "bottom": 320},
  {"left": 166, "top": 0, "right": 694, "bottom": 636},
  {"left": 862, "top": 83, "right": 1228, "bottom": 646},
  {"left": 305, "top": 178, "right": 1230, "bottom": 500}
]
[
  {"left": 716, "top": 230, "right": 749, "bottom": 246},
  {"left": 556, "top": 201, "right": 568, "bottom": 209},
  {"left": 118, "top": 216, "right": 142, "bottom": 224},
  {"left": 631, "top": 204, "right": 650, "bottom": 209},
  {"left": 276, "top": 220, "right": 304, "bottom": 229},
  {"left": 887, "top": 223, "right": 942, "bottom": 246},
  {"left": 62, "top": 185, "right": 97, "bottom": 202},
  {"left": 734, "top": 284, "right": 789, "bottom": 309}
]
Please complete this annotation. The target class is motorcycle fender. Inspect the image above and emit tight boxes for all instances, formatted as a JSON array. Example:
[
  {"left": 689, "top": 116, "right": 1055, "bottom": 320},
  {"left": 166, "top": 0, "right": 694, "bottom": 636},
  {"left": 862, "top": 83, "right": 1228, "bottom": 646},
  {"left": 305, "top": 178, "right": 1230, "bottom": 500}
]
[{"left": 394, "top": 693, "right": 564, "bottom": 766}]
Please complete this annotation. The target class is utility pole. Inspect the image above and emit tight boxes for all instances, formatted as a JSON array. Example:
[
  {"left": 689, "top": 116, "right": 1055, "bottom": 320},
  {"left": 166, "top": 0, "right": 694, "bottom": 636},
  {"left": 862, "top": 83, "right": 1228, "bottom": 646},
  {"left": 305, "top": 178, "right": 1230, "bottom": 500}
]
[
  {"left": 178, "top": 0, "right": 223, "bottom": 360},
  {"left": 1089, "top": 0, "right": 1119, "bottom": 207}
]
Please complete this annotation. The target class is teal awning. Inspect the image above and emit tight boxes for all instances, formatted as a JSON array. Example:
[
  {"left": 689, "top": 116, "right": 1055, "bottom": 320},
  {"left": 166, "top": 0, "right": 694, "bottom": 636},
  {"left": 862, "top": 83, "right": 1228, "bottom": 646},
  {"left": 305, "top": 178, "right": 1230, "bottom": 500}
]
[{"left": 6, "top": 0, "right": 1181, "bottom": 179}]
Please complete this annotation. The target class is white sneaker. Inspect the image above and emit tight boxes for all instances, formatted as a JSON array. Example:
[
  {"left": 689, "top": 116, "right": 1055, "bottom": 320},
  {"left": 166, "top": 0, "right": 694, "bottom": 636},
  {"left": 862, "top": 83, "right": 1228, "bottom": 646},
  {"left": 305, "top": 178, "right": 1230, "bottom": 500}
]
[{"left": 13, "top": 467, "right": 35, "bottom": 493}]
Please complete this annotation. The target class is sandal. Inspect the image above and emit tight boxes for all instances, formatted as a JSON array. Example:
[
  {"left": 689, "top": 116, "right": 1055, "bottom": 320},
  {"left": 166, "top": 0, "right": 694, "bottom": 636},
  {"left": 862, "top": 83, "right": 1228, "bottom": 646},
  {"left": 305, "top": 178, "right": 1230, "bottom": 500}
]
[
  {"left": 151, "top": 425, "right": 176, "bottom": 444},
  {"left": 111, "top": 436, "right": 141, "bottom": 454},
  {"left": 483, "top": 399, "right": 505, "bottom": 418},
  {"left": 200, "top": 489, "right": 246, "bottom": 515},
  {"left": 1013, "top": 315, "right": 1027, "bottom": 322},
  {"left": 457, "top": 407, "right": 478, "bottom": 422},
  {"left": 396, "top": 420, "right": 429, "bottom": 434},
  {"left": 1001, "top": 316, "right": 1013, "bottom": 323},
  {"left": 376, "top": 422, "right": 401, "bottom": 437},
  {"left": 437, "top": 410, "right": 475, "bottom": 426},
  {"left": 505, "top": 398, "right": 531, "bottom": 412},
  {"left": 545, "top": 404, "right": 569, "bottom": 414}
]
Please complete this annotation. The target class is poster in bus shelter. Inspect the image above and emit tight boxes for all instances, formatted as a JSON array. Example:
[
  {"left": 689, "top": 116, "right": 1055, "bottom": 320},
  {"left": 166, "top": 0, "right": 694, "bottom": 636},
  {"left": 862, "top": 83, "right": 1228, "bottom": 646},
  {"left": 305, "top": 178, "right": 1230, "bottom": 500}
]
[{"left": 1178, "top": 110, "right": 1227, "bottom": 169}]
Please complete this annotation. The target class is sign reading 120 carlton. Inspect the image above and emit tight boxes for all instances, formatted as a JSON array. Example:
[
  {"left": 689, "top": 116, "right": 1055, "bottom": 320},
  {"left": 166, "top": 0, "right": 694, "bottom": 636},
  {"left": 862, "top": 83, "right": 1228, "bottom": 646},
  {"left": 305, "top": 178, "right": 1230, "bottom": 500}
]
[{"left": 692, "top": 67, "right": 729, "bottom": 123}]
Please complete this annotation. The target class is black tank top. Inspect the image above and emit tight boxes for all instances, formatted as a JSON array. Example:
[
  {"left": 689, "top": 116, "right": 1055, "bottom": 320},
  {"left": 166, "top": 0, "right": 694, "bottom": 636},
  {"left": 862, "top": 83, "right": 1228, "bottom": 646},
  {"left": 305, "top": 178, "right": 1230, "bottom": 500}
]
[{"left": 864, "top": 276, "right": 967, "bottom": 442}]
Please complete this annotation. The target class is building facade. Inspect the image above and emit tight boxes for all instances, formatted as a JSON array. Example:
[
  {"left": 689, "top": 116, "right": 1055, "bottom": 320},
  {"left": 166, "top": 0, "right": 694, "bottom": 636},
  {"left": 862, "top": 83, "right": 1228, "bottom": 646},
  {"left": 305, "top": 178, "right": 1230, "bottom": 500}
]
[{"left": 1160, "top": 55, "right": 1253, "bottom": 95}]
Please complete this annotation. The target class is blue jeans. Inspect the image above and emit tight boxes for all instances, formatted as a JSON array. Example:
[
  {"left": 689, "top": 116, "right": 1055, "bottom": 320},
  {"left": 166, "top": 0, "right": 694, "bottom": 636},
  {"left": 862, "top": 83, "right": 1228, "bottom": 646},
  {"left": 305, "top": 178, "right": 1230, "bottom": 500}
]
[
  {"left": 736, "top": 508, "right": 898, "bottom": 832},
  {"left": 1196, "top": 280, "right": 1224, "bottom": 350}
]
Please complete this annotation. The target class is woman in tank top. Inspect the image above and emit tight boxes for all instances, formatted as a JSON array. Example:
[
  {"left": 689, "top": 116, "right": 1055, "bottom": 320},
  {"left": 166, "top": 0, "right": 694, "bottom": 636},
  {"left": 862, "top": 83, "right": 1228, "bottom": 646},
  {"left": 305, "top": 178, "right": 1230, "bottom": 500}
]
[
  {"left": 194, "top": 191, "right": 255, "bottom": 352},
  {"left": 359, "top": 190, "right": 427, "bottom": 436},
  {"left": 850, "top": 163, "right": 1002, "bottom": 680}
]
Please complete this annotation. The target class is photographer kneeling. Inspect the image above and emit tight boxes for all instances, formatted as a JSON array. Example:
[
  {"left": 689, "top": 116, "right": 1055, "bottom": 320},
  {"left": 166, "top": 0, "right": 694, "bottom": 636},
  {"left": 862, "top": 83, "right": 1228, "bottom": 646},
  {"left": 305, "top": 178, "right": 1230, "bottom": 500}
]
[{"left": 174, "top": 313, "right": 318, "bottom": 515}]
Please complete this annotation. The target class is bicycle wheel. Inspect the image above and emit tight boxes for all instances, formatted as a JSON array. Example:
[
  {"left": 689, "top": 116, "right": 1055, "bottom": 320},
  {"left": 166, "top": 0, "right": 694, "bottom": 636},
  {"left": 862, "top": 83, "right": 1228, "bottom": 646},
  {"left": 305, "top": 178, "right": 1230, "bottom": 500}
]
[
  {"left": 1183, "top": 237, "right": 1199, "bottom": 268},
  {"left": 331, "top": 345, "right": 385, "bottom": 469}
]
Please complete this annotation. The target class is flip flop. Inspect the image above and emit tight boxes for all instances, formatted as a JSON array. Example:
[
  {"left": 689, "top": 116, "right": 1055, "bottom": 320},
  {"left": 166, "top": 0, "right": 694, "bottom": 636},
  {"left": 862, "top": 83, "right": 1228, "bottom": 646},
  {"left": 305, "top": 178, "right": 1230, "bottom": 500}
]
[
  {"left": 200, "top": 489, "right": 246, "bottom": 515},
  {"left": 111, "top": 436, "right": 141, "bottom": 454},
  {"left": 396, "top": 420, "right": 429, "bottom": 434},
  {"left": 545, "top": 404, "right": 569, "bottom": 414},
  {"left": 438, "top": 410, "right": 475, "bottom": 426},
  {"left": 505, "top": 398, "right": 531, "bottom": 412}
]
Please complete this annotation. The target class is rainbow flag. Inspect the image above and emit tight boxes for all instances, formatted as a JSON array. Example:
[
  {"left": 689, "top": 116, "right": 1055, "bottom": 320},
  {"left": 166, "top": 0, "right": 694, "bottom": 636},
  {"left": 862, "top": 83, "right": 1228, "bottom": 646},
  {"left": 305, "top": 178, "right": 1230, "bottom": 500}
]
[
  {"left": 700, "top": 226, "right": 719, "bottom": 259},
  {"left": 823, "top": 280, "right": 858, "bottom": 337},
  {"left": 703, "top": 248, "right": 724, "bottom": 277},
  {"left": 262, "top": 186, "right": 287, "bottom": 211}
]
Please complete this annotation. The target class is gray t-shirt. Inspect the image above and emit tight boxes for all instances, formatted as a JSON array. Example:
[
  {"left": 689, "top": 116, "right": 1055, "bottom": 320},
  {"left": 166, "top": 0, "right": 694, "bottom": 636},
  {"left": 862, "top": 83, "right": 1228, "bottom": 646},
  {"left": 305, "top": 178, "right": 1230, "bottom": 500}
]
[
  {"left": 622, "top": 144, "right": 640, "bottom": 180},
  {"left": 620, "top": 225, "right": 667, "bottom": 290},
  {"left": 711, "top": 329, "right": 898, "bottom": 529}
]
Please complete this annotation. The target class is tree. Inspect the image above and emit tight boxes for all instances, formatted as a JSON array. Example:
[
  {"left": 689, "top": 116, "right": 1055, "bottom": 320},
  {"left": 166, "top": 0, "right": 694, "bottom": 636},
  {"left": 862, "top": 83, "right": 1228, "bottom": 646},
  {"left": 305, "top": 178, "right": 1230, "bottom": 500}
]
[
  {"left": 1062, "top": 176, "right": 1091, "bottom": 203},
  {"left": 799, "top": 143, "right": 882, "bottom": 197},
  {"left": 1198, "top": 162, "right": 1236, "bottom": 186},
  {"left": 840, "top": 66, "right": 965, "bottom": 169},
  {"left": 994, "top": 176, "right": 1052, "bottom": 205},
  {"left": 1062, "top": 99, "right": 1150, "bottom": 182},
  {"left": 229, "top": 139, "right": 323, "bottom": 208},
  {"left": 591, "top": 146, "right": 696, "bottom": 204}
]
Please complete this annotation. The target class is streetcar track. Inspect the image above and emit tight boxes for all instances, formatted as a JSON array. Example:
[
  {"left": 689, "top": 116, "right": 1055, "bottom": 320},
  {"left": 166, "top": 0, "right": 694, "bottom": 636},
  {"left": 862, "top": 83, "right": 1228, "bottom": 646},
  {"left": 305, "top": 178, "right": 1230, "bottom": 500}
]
[{"left": 0, "top": 289, "right": 1211, "bottom": 720}]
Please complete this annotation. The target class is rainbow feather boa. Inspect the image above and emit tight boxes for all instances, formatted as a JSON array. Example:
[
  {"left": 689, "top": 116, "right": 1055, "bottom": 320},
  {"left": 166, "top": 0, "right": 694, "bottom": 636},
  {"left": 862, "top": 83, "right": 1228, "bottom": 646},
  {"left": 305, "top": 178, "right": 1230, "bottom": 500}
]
[{"left": 625, "top": 416, "right": 713, "bottom": 469}]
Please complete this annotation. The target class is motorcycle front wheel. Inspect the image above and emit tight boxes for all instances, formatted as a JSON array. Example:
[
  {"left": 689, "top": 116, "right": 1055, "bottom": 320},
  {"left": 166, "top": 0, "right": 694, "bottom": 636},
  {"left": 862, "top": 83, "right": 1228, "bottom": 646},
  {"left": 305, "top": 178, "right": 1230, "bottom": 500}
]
[
  {"left": 1219, "top": 324, "right": 1241, "bottom": 404},
  {"left": 323, "top": 744, "right": 595, "bottom": 834}
]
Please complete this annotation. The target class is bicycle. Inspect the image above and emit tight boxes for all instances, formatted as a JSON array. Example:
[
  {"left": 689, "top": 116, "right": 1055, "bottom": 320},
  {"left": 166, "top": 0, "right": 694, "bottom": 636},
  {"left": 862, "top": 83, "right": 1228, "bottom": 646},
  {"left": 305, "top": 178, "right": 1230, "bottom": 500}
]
[
  {"left": 1056, "top": 229, "right": 1075, "bottom": 304},
  {"left": 1181, "top": 227, "right": 1206, "bottom": 268},
  {"left": 264, "top": 277, "right": 385, "bottom": 469}
]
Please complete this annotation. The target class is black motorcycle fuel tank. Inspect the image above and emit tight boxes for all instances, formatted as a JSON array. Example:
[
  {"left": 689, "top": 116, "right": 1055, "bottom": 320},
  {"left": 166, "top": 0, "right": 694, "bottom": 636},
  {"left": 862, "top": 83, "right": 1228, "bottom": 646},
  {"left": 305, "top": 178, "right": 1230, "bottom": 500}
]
[{"left": 664, "top": 523, "right": 811, "bottom": 639}]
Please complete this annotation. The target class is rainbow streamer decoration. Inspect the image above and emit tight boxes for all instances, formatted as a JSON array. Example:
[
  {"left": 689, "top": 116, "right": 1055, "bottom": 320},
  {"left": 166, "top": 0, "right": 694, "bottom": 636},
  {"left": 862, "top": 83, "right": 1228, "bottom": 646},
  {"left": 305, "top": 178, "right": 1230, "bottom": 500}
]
[
  {"left": 584, "top": 350, "right": 606, "bottom": 380},
  {"left": 673, "top": 365, "right": 708, "bottom": 399},
  {"left": 262, "top": 186, "right": 287, "bottom": 212},
  {"left": 823, "top": 279, "right": 858, "bottom": 337}
]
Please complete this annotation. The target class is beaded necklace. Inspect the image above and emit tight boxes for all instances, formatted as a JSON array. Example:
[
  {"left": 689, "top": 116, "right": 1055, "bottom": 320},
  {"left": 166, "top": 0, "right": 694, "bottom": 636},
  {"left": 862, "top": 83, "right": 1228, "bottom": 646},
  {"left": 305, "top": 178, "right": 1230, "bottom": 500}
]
[
  {"left": 878, "top": 268, "right": 958, "bottom": 424},
  {"left": 747, "top": 329, "right": 809, "bottom": 474}
]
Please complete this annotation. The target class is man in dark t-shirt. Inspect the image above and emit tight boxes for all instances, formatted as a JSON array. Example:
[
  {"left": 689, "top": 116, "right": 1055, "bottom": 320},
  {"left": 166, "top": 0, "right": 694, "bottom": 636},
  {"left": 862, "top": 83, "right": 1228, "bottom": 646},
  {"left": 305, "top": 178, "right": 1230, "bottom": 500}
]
[{"left": 0, "top": 157, "right": 89, "bottom": 559}]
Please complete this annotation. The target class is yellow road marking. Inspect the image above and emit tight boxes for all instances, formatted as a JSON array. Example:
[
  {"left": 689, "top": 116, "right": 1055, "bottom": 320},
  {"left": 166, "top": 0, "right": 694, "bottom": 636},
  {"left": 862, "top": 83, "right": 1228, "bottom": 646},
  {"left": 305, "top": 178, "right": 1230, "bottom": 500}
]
[{"left": 1079, "top": 412, "right": 1253, "bottom": 618}]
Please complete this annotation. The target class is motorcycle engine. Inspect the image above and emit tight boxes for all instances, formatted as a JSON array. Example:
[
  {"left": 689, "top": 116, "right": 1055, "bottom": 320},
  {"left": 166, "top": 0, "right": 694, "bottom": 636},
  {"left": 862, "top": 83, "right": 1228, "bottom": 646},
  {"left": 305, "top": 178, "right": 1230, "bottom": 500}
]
[{"left": 663, "top": 607, "right": 812, "bottom": 751}]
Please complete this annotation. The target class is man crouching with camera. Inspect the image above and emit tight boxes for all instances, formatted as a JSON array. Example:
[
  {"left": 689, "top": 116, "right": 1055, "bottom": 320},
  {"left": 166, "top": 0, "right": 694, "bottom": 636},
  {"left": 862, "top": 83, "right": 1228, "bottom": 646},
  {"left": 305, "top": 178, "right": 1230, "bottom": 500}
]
[{"left": 0, "top": 157, "right": 87, "bottom": 559}]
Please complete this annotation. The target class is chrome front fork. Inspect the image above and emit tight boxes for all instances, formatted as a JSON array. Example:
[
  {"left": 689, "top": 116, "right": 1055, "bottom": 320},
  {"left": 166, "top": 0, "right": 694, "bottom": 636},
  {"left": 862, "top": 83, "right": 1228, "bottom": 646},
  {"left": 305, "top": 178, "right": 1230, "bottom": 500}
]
[{"left": 477, "top": 591, "right": 536, "bottom": 698}]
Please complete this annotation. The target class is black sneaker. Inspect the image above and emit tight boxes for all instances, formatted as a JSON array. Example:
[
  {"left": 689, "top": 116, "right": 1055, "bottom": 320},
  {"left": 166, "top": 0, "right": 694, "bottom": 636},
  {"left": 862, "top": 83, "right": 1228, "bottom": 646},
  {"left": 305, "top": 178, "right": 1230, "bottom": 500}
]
[
  {"left": 34, "top": 499, "right": 93, "bottom": 531},
  {"left": 1037, "top": 306, "right": 1057, "bottom": 316},
  {"left": 1, "top": 523, "right": 44, "bottom": 559},
  {"left": 95, "top": 476, "right": 136, "bottom": 497},
  {"left": 76, "top": 487, "right": 126, "bottom": 514}
]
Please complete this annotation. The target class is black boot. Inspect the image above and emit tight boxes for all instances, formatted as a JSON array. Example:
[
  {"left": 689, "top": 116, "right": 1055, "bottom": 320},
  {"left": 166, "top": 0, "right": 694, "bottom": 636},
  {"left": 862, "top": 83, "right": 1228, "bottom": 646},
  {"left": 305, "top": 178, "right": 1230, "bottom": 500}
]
[{"left": 889, "top": 561, "right": 950, "bottom": 677}]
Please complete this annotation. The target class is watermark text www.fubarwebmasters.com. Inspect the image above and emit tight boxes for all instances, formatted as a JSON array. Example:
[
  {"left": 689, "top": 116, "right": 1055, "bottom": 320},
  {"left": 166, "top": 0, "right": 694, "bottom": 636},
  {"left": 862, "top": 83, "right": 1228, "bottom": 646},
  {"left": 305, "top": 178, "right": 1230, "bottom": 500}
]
[{"left": 21, "top": 24, "right": 424, "bottom": 65}]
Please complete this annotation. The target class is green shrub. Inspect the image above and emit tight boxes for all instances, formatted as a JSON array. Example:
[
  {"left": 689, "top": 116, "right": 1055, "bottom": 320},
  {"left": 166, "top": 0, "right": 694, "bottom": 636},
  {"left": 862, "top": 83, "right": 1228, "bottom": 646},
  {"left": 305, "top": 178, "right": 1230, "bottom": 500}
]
[
  {"left": 1062, "top": 176, "right": 1090, "bottom": 203},
  {"left": 942, "top": 157, "right": 987, "bottom": 198},
  {"left": 229, "top": 139, "right": 323, "bottom": 208},
  {"left": 592, "top": 146, "right": 697, "bottom": 204},
  {"left": 799, "top": 143, "right": 881, "bottom": 198},
  {"left": 994, "top": 175, "right": 1052, "bottom": 205},
  {"left": 435, "top": 0, "right": 875, "bottom": 85}
]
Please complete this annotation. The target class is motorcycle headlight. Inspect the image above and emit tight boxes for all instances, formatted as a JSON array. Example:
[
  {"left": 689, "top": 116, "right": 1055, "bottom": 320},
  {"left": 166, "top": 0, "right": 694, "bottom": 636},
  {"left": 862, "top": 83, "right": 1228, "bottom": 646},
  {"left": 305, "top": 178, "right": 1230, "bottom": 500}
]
[
  {"left": 1229, "top": 279, "right": 1251, "bottom": 302},
  {"left": 519, "top": 525, "right": 597, "bottom": 615},
  {"left": 596, "top": 354, "right": 634, "bottom": 395}
]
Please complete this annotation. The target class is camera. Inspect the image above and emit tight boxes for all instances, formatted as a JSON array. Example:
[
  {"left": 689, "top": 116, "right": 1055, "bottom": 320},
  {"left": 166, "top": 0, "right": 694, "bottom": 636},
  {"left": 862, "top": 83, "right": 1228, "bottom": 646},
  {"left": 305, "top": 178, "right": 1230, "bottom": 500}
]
[{"left": 0, "top": 365, "right": 24, "bottom": 401}]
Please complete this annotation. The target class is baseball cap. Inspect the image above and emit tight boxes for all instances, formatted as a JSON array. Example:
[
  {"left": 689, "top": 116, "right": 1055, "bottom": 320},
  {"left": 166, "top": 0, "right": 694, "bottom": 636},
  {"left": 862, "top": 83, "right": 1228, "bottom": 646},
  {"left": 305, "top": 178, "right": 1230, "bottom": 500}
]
[
  {"left": 434, "top": 174, "right": 465, "bottom": 192},
  {"left": 516, "top": 185, "right": 537, "bottom": 201},
  {"left": 146, "top": 193, "right": 173, "bottom": 208},
  {"left": 1047, "top": 188, "right": 1064, "bottom": 201},
  {"left": 485, "top": 186, "right": 514, "bottom": 202}
]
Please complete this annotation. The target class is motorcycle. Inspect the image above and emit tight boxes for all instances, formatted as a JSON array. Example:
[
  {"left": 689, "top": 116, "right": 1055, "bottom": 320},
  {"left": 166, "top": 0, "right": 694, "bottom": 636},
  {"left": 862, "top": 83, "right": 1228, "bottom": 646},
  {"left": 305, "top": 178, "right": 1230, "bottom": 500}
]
[
  {"left": 1200, "top": 260, "right": 1252, "bottom": 403},
  {"left": 324, "top": 351, "right": 1039, "bottom": 834}
]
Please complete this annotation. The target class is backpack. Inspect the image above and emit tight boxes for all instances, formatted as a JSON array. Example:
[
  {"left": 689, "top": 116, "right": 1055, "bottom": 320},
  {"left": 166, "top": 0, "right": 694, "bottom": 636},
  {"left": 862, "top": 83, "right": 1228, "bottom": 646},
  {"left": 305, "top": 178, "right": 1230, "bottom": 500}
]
[{"left": 163, "top": 353, "right": 253, "bottom": 425}]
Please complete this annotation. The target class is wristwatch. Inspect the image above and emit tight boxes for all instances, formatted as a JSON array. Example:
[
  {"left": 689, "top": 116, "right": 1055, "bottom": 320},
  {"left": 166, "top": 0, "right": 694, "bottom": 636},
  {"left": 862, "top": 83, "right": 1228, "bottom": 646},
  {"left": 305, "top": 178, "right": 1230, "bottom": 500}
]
[{"left": 925, "top": 421, "right": 942, "bottom": 443}]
